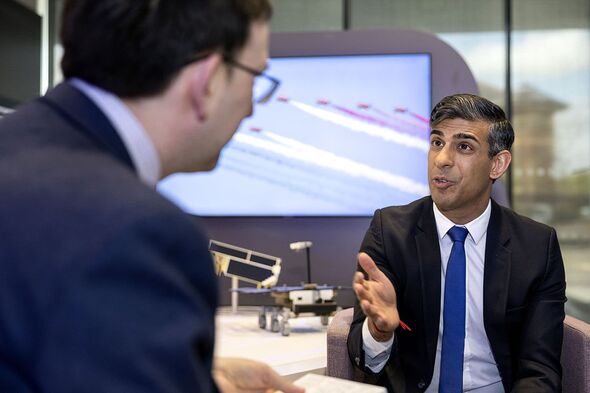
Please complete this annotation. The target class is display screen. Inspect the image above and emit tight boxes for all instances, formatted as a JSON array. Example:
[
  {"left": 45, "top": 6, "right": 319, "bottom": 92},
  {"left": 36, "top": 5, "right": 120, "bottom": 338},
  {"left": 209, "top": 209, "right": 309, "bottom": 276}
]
[{"left": 158, "top": 53, "right": 432, "bottom": 216}]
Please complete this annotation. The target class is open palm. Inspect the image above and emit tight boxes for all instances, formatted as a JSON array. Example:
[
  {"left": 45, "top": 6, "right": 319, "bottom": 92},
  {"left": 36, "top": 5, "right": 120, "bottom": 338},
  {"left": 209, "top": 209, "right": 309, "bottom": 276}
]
[{"left": 353, "top": 252, "right": 399, "bottom": 340}]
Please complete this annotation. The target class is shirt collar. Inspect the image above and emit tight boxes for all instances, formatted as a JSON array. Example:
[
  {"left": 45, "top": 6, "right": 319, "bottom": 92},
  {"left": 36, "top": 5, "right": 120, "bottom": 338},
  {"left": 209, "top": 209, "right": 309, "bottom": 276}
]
[
  {"left": 68, "top": 78, "right": 161, "bottom": 187},
  {"left": 432, "top": 199, "right": 491, "bottom": 245}
]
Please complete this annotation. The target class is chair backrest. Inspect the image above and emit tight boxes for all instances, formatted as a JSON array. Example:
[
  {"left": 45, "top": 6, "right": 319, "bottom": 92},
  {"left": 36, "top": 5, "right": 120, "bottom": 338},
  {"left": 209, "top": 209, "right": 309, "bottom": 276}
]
[
  {"left": 326, "top": 307, "right": 355, "bottom": 380},
  {"left": 562, "top": 315, "right": 590, "bottom": 393},
  {"left": 327, "top": 308, "right": 590, "bottom": 392}
]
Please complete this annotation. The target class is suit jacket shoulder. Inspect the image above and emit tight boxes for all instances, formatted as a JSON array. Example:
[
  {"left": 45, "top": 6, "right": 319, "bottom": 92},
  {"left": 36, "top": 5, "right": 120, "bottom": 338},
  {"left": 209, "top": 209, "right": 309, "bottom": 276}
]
[{"left": 0, "top": 86, "right": 219, "bottom": 392}]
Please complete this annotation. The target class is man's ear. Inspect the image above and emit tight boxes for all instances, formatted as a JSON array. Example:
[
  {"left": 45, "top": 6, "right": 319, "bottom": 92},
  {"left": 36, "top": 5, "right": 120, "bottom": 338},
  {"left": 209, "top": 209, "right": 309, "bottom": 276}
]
[
  {"left": 188, "top": 53, "right": 222, "bottom": 122},
  {"left": 490, "top": 150, "right": 512, "bottom": 180}
]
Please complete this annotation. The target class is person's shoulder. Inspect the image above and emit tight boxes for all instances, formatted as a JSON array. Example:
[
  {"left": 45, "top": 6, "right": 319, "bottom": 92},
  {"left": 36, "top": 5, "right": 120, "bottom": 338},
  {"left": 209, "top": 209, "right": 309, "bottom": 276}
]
[
  {"left": 0, "top": 95, "right": 101, "bottom": 155},
  {"left": 0, "top": 94, "right": 60, "bottom": 130},
  {"left": 495, "top": 202, "right": 556, "bottom": 238},
  {"left": 2, "top": 131, "right": 201, "bottom": 244},
  {"left": 377, "top": 196, "right": 431, "bottom": 220},
  {"left": 370, "top": 196, "right": 431, "bottom": 233},
  {"left": 80, "top": 165, "right": 197, "bottom": 232}
]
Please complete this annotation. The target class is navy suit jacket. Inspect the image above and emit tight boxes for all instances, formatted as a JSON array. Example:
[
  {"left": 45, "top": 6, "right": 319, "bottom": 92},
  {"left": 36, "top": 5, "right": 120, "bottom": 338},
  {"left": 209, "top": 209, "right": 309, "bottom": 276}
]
[
  {"left": 0, "top": 83, "right": 219, "bottom": 392},
  {"left": 347, "top": 197, "right": 566, "bottom": 392}
]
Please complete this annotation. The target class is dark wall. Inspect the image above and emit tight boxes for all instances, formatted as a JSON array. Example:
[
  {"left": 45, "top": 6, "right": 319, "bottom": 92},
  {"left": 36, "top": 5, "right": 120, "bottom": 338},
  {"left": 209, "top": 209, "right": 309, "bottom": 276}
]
[
  {"left": 203, "top": 217, "right": 372, "bottom": 307},
  {"left": 0, "top": 0, "right": 41, "bottom": 107}
]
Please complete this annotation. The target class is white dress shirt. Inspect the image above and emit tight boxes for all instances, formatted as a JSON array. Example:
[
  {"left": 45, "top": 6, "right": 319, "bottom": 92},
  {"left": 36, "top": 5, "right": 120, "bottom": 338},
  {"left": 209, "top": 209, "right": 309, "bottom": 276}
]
[
  {"left": 69, "top": 78, "right": 161, "bottom": 187},
  {"left": 362, "top": 200, "right": 504, "bottom": 392}
]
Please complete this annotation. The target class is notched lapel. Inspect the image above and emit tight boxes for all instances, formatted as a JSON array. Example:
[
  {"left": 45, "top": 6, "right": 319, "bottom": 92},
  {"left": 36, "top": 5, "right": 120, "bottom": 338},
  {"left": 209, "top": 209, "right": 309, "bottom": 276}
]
[
  {"left": 415, "top": 202, "right": 442, "bottom": 366},
  {"left": 483, "top": 201, "right": 512, "bottom": 357}
]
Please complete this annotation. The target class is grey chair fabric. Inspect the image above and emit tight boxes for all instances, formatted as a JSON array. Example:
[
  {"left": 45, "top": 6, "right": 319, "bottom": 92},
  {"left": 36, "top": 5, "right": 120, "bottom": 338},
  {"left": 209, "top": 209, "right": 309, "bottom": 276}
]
[
  {"left": 327, "top": 308, "right": 590, "bottom": 393},
  {"left": 326, "top": 307, "right": 355, "bottom": 380},
  {"left": 561, "top": 315, "right": 590, "bottom": 393}
]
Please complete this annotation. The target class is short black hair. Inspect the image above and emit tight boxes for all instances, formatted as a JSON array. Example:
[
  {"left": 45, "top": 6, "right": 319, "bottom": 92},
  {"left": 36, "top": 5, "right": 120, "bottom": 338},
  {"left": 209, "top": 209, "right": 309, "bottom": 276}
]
[
  {"left": 430, "top": 93, "right": 514, "bottom": 158},
  {"left": 60, "top": 0, "right": 272, "bottom": 98}
]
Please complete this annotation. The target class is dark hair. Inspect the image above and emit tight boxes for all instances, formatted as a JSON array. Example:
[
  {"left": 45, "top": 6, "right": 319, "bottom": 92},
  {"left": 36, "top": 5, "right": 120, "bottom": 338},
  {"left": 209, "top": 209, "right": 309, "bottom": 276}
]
[
  {"left": 60, "top": 0, "right": 272, "bottom": 98},
  {"left": 430, "top": 93, "right": 514, "bottom": 158}
]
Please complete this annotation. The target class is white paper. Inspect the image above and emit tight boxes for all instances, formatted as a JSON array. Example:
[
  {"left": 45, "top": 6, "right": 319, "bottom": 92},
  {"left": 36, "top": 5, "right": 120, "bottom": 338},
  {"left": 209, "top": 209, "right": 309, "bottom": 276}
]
[{"left": 293, "top": 373, "right": 386, "bottom": 393}]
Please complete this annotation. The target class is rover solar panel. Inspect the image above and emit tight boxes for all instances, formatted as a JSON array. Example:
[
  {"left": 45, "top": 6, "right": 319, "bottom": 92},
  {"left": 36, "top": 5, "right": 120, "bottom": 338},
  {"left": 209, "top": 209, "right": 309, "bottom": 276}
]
[{"left": 209, "top": 240, "right": 281, "bottom": 288}]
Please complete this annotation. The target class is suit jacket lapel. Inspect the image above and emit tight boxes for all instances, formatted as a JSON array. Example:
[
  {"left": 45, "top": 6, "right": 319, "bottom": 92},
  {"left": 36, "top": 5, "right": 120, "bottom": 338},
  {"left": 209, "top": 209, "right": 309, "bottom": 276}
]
[
  {"left": 415, "top": 199, "right": 442, "bottom": 367},
  {"left": 41, "top": 82, "right": 135, "bottom": 170},
  {"left": 483, "top": 200, "right": 511, "bottom": 356}
]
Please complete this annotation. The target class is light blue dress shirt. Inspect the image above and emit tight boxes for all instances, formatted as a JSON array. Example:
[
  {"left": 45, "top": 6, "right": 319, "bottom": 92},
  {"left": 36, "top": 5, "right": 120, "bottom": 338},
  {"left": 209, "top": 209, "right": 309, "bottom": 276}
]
[{"left": 69, "top": 78, "right": 161, "bottom": 187}]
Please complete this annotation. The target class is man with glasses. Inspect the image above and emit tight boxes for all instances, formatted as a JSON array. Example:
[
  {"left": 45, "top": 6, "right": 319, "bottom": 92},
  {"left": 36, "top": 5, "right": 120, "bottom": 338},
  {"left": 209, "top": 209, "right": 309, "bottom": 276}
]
[{"left": 0, "top": 1, "right": 300, "bottom": 392}]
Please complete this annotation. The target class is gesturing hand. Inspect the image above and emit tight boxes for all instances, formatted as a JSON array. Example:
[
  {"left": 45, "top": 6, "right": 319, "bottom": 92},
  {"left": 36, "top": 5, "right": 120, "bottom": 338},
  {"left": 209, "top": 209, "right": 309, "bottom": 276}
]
[
  {"left": 353, "top": 252, "right": 399, "bottom": 341},
  {"left": 213, "top": 357, "right": 305, "bottom": 393}
]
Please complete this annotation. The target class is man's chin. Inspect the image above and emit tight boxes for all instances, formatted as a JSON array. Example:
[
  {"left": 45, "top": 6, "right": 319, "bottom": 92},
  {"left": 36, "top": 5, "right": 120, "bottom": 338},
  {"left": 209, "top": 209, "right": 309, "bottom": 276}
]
[
  {"left": 202, "top": 157, "right": 219, "bottom": 172},
  {"left": 189, "top": 154, "right": 220, "bottom": 173},
  {"left": 431, "top": 192, "right": 455, "bottom": 211}
]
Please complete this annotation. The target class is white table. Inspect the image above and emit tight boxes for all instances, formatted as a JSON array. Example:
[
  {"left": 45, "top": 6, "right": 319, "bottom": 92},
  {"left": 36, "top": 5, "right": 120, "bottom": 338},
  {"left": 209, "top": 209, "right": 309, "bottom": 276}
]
[{"left": 214, "top": 307, "right": 330, "bottom": 379}]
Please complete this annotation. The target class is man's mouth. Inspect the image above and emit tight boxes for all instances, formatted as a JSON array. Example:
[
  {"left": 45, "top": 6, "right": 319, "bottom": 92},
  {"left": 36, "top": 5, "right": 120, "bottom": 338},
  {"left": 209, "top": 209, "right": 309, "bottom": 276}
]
[{"left": 432, "top": 176, "right": 456, "bottom": 189}]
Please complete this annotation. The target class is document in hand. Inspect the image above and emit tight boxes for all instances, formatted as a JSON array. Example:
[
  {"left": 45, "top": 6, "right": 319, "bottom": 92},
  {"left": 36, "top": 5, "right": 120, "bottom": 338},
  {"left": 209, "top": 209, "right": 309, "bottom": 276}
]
[{"left": 293, "top": 373, "right": 386, "bottom": 393}]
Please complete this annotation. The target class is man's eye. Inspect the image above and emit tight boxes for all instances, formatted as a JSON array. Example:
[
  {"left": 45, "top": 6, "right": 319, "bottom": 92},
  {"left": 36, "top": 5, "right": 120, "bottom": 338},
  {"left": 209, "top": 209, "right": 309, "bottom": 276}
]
[
  {"left": 458, "top": 143, "right": 472, "bottom": 151},
  {"left": 431, "top": 139, "right": 443, "bottom": 147}
]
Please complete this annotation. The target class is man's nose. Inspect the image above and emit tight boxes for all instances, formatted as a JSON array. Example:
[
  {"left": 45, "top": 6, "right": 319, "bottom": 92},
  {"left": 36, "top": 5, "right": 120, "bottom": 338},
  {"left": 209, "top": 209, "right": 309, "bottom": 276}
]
[{"left": 435, "top": 145, "right": 454, "bottom": 168}]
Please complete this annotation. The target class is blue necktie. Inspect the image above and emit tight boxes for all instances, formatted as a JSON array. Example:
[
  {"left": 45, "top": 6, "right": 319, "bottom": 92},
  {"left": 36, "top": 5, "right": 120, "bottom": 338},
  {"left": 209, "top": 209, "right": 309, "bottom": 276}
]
[{"left": 439, "top": 226, "right": 469, "bottom": 393}]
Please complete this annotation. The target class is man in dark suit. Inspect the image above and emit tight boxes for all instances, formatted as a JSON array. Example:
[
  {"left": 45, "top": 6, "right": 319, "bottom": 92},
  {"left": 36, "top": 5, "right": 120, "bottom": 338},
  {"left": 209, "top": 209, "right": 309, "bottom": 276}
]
[
  {"left": 348, "top": 94, "right": 566, "bottom": 392},
  {"left": 0, "top": 1, "right": 303, "bottom": 392}
]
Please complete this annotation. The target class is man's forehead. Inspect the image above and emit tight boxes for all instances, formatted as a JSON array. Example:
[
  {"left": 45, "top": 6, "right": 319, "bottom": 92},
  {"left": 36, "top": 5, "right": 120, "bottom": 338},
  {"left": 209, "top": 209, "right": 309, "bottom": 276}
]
[{"left": 431, "top": 118, "right": 489, "bottom": 137}]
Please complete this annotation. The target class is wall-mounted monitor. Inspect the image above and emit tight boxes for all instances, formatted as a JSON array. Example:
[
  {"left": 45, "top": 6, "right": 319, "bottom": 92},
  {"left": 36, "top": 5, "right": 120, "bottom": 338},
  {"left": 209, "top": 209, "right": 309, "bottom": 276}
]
[
  {"left": 159, "top": 53, "right": 431, "bottom": 216},
  {"left": 158, "top": 30, "right": 477, "bottom": 217}
]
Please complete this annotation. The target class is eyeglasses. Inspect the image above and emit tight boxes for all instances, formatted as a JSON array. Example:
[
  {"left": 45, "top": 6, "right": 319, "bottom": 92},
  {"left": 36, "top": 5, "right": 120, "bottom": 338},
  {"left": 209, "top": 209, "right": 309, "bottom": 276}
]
[
  {"left": 183, "top": 52, "right": 281, "bottom": 104},
  {"left": 223, "top": 56, "right": 281, "bottom": 104}
]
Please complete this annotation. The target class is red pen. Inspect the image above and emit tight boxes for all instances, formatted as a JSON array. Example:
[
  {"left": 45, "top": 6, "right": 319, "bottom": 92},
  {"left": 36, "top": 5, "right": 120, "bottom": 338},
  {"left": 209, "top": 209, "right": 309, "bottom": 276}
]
[{"left": 399, "top": 320, "right": 412, "bottom": 332}]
